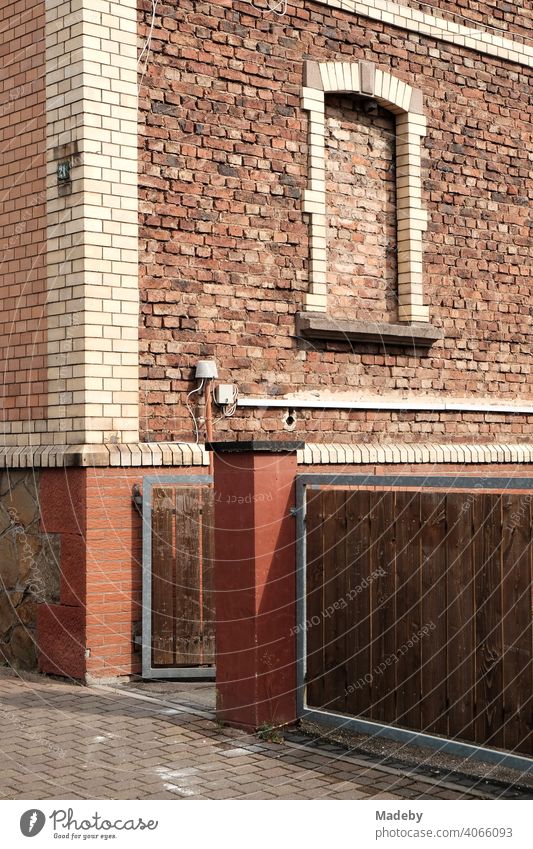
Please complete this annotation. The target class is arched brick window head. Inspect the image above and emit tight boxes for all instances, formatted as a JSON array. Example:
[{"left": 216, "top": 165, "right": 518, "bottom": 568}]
[{"left": 299, "top": 60, "right": 441, "bottom": 347}]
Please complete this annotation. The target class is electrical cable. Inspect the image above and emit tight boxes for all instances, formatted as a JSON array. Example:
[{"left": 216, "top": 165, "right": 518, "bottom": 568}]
[
  {"left": 223, "top": 385, "right": 239, "bottom": 418},
  {"left": 266, "top": 0, "right": 288, "bottom": 15},
  {"left": 186, "top": 379, "right": 205, "bottom": 444},
  {"left": 211, "top": 383, "right": 239, "bottom": 422},
  {"left": 138, "top": 0, "right": 159, "bottom": 94}
]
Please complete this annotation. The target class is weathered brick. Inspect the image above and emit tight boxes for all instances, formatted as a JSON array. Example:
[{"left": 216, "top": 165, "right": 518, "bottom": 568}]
[
  {"left": 0, "top": 0, "right": 47, "bottom": 424},
  {"left": 138, "top": 0, "right": 532, "bottom": 444}
]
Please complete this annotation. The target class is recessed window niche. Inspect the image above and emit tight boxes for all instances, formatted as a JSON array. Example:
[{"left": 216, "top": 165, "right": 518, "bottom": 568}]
[
  {"left": 325, "top": 94, "right": 398, "bottom": 324},
  {"left": 299, "top": 59, "right": 442, "bottom": 348}
]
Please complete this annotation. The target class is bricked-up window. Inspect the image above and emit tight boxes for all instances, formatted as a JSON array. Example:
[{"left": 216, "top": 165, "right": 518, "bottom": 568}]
[
  {"left": 325, "top": 95, "right": 397, "bottom": 323},
  {"left": 299, "top": 61, "right": 442, "bottom": 348}
]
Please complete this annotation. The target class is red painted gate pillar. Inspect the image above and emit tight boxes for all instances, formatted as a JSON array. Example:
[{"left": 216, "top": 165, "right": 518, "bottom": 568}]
[{"left": 211, "top": 441, "right": 301, "bottom": 730}]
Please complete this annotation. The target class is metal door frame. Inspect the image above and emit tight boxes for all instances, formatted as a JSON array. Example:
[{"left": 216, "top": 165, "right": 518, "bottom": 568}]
[
  {"left": 295, "top": 473, "right": 533, "bottom": 773},
  {"left": 142, "top": 474, "right": 215, "bottom": 679}
]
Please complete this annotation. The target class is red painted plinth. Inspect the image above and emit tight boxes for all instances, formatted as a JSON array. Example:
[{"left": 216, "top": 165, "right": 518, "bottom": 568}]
[
  {"left": 214, "top": 449, "right": 297, "bottom": 730},
  {"left": 38, "top": 469, "right": 87, "bottom": 680},
  {"left": 37, "top": 603, "right": 86, "bottom": 679},
  {"left": 36, "top": 466, "right": 203, "bottom": 681}
]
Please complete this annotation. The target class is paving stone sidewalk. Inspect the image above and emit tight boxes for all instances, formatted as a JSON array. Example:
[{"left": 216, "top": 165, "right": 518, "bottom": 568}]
[{"left": 0, "top": 670, "right": 522, "bottom": 800}]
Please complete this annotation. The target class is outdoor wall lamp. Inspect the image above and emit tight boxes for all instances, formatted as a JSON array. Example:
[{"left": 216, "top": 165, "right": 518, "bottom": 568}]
[{"left": 195, "top": 360, "right": 218, "bottom": 380}]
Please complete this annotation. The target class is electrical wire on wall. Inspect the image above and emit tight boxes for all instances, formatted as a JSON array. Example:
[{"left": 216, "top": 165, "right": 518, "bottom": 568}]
[
  {"left": 212, "top": 384, "right": 239, "bottom": 422},
  {"left": 138, "top": 0, "right": 159, "bottom": 94},
  {"left": 186, "top": 379, "right": 205, "bottom": 444},
  {"left": 266, "top": 0, "right": 288, "bottom": 16}
]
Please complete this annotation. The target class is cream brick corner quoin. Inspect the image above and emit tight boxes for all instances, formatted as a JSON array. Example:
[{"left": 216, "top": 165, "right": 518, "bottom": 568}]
[
  {"left": 302, "top": 59, "right": 428, "bottom": 323},
  {"left": 44, "top": 0, "right": 139, "bottom": 446}
]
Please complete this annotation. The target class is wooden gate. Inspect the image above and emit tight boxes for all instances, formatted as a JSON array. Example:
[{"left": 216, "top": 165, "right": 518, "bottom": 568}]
[
  {"left": 302, "top": 481, "right": 533, "bottom": 759},
  {"left": 142, "top": 476, "right": 215, "bottom": 678}
]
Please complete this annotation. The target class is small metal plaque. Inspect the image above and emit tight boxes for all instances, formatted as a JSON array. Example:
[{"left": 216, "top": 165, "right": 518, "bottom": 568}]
[{"left": 57, "top": 160, "right": 70, "bottom": 183}]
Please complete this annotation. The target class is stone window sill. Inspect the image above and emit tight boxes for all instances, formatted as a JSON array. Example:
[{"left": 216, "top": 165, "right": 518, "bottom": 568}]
[{"left": 296, "top": 312, "right": 443, "bottom": 348}]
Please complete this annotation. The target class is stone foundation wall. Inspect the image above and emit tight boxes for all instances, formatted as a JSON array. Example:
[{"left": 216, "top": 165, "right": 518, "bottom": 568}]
[{"left": 0, "top": 471, "right": 59, "bottom": 670}]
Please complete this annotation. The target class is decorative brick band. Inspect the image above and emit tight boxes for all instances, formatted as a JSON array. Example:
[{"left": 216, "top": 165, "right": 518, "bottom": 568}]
[
  {"left": 0, "top": 443, "right": 208, "bottom": 469},
  {"left": 317, "top": 0, "right": 533, "bottom": 68},
  {"left": 302, "top": 60, "right": 428, "bottom": 322},
  {"left": 298, "top": 443, "right": 533, "bottom": 465},
  {"left": 3, "top": 440, "right": 531, "bottom": 468}
]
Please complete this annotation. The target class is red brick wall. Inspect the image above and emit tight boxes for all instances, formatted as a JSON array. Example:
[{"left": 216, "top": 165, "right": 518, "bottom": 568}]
[
  {"left": 85, "top": 467, "right": 202, "bottom": 679},
  {"left": 85, "top": 468, "right": 143, "bottom": 679},
  {"left": 36, "top": 456, "right": 533, "bottom": 683},
  {"left": 38, "top": 469, "right": 86, "bottom": 679},
  {"left": 38, "top": 466, "right": 205, "bottom": 681},
  {"left": 326, "top": 95, "right": 397, "bottom": 323},
  {"left": 0, "top": 0, "right": 47, "bottom": 425},
  {"left": 214, "top": 449, "right": 297, "bottom": 728},
  {"left": 407, "top": 0, "right": 533, "bottom": 41},
  {"left": 138, "top": 0, "right": 533, "bottom": 444},
  {"left": 303, "top": 463, "right": 533, "bottom": 480}
]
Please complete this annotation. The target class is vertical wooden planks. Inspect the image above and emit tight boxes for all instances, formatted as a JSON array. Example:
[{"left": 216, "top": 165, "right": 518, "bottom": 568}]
[
  {"left": 303, "top": 484, "right": 533, "bottom": 757},
  {"left": 305, "top": 488, "right": 325, "bottom": 708},
  {"left": 394, "top": 490, "right": 422, "bottom": 731},
  {"left": 501, "top": 494, "right": 533, "bottom": 755},
  {"left": 446, "top": 492, "right": 476, "bottom": 742},
  {"left": 151, "top": 485, "right": 215, "bottom": 669},
  {"left": 474, "top": 493, "right": 504, "bottom": 747},
  {"left": 151, "top": 487, "right": 175, "bottom": 666},
  {"left": 200, "top": 486, "right": 216, "bottom": 665},
  {"left": 174, "top": 487, "right": 202, "bottom": 665},
  {"left": 322, "top": 489, "right": 348, "bottom": 712},
  {"left": 420, "top": 491, "right": 448, "bottom": 735},
  {"left": 345, "top": 489, "right": 373, "bottom": 718},
  {"left": 369, "top": 490, "right": 397, "bottom": 722}
]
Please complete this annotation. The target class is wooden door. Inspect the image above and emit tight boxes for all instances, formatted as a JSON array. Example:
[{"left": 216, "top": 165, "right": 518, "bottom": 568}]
[{"left": 151, "top": 485, "right": 215, "bottom": 668}]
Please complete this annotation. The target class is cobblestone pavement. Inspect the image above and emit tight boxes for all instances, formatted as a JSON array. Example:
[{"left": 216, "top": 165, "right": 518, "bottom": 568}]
[{"left": 0, "top": 670, "right": 525, "bottom": 800}]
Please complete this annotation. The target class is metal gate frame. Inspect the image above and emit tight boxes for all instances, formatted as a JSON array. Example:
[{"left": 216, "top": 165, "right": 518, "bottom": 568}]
[
  {"left": 295, "top": 473, "right": 533, "bottom": 773},
  {"left": 142, "top": 474, "right": 215, "bottom": 680}
]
